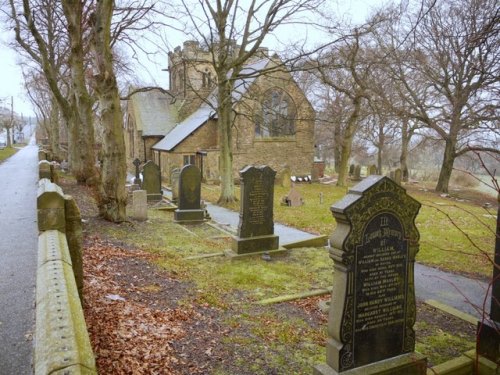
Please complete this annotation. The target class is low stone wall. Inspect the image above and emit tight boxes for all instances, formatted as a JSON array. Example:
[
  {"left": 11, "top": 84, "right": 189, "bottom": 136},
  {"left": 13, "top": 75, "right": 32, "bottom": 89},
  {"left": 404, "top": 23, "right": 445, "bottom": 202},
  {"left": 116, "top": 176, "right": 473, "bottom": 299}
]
[
  {"left": 426, "top": 349, "right": 499, "bottom": 375},
  {"left": 36, "top": 178, "right": 96, "bottom": 374}
]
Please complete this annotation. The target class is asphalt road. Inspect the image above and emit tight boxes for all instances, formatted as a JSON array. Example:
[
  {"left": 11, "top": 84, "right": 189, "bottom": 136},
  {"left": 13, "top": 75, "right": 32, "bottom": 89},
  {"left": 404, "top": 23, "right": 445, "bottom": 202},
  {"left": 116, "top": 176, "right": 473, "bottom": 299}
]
[{"left": 0, "top": 144, "right": 38, "bottom": 375}]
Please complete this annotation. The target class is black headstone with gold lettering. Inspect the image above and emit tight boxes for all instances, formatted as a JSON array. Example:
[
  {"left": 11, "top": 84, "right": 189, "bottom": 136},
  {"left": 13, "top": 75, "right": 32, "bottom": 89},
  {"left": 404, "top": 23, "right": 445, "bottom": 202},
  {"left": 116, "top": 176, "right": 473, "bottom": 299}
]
[
  {"left": 314, "top": 175, "right": 426, "bottom": 375},
  {"left": 232, "top": 165, "right": 279, "bottom": 254}
]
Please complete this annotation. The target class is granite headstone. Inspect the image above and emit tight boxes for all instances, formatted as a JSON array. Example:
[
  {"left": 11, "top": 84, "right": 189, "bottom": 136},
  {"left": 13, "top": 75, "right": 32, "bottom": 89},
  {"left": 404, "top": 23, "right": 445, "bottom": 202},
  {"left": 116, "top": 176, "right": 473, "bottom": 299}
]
[
  {"left": 141, "top": 160, "right": 162, "bottom": 202},
  {"left": 232, "top": 165, "right": 279, "bottom": 254},
  {"left": 174, "top": 164, "right": 205, "bottom": 223},
  {"left": 314, "top": 175, "right": 426, "bottom": 375}
]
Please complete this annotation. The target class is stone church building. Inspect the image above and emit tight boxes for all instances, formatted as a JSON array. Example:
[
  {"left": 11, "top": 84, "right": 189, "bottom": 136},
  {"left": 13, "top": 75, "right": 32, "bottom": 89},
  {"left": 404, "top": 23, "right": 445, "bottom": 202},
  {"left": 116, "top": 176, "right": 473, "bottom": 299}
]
[{"left": 124, "top": 40, "right": 315, "bottom": 184}]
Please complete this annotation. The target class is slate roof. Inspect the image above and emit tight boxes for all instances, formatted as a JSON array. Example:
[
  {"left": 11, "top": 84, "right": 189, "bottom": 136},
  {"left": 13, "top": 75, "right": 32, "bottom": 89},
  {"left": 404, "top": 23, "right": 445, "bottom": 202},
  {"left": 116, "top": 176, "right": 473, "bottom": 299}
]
[
  {"left": 152, "top": 104, "right": 216, "bottom": 151},
  {"left": 152, "top": 58, "right": 271, "bottom": 152},
  {"left": 130, "top": 89, "right": 177, "bottom": 137}
]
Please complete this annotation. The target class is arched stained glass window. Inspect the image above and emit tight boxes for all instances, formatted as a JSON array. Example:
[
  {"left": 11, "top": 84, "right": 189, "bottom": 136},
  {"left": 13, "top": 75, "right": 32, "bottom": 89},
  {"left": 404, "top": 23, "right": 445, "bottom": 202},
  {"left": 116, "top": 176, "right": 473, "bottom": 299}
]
[{"left": 255, "top": 89, "right": 296, "bottom": 138}]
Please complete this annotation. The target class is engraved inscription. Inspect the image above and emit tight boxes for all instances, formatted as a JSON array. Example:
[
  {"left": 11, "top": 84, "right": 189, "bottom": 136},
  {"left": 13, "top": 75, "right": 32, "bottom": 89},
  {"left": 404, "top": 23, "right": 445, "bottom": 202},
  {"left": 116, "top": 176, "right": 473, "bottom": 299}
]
[
  {"left": 353, "top": 212, "right": 409, "bottom": 367},
  {"left": 238, "top": 166, "right": 276, "bottom": 238},
  {"left": 248, "top": 178, "right": 268, "bottom": 225}
]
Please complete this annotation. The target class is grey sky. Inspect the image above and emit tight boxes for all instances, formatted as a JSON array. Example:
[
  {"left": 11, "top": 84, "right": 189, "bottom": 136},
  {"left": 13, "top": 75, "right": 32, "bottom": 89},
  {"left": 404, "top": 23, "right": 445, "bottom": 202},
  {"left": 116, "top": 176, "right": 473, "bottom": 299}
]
[{"left": 0, "top": 0, "right": 379, "bottom": 118}]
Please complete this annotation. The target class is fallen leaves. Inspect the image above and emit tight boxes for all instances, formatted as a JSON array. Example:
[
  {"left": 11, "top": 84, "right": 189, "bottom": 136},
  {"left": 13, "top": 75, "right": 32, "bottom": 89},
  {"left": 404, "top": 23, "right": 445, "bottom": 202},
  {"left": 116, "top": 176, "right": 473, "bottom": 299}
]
[{"left": 83, "top": 236, "right": 192, "bottom": 374}]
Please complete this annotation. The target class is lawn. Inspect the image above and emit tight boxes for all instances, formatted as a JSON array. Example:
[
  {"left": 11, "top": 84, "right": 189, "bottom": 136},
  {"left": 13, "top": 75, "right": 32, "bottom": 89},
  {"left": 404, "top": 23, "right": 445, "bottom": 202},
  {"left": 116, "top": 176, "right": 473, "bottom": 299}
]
[
  {"left": 202, "top": 181, "right": 497, "bottom": 279},
  {"left": 0, "top": 146, "right": 18, "bottom": 162},
  {"left": 57, "top": 174, "right": 482, "bottom": 374}
]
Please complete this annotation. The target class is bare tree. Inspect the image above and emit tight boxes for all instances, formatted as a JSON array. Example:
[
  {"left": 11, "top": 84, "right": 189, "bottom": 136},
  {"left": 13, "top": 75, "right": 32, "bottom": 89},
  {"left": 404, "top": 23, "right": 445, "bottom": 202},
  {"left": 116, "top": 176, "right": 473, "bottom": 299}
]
[
  {"left": 312, "top": 24, "right": 378, "bottom": 187},
  {"left": 378, "top": 0, "right": 500, "bottom": 193},
  {"left": 8, "top": 0, "right": 98, "bottom": 183}
]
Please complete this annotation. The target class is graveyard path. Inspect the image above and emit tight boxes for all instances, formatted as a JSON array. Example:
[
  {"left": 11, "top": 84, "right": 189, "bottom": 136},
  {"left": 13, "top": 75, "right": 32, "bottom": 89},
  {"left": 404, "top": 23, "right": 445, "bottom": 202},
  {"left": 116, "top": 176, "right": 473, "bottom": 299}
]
[
  {"left": 203, "top": 200, "right": 491, "bottom": 320},
  {"left": 0, "top": 144, "right": 38, "bottom": 375}
]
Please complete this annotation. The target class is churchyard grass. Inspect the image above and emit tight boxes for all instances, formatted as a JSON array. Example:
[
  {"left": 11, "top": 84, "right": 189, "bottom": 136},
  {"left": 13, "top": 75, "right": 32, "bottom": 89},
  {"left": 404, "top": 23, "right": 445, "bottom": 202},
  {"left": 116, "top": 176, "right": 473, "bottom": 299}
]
[
  {"left": 0, "top": 147, "right": 17, "bottom": 161},
  {"left": 202, "top": 182, "right": 496, "bottom": 279},
  {"left": 92, "top": 201, "right": 476, "bottom": 371}
]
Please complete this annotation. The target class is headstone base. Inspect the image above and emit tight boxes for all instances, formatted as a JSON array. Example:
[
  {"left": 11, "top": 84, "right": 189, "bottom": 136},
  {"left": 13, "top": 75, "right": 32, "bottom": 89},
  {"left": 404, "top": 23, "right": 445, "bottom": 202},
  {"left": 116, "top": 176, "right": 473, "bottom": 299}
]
[
  {"left": 231, "top": 234, "right": 279, "bottom": 255},
  {"left": 174, "top": 209, "right": 205, "bottom": 223},
  {"left": 147, "top": 193, "right": 162, "bottom": 202},
  {"left": 313, "top": 352, "right": 427, "bottom": 375},
  {"left": 224, "top": 247, "right": 286, "bottom": 259},
  {"left": 477, "top": 319, "right": 500, "bottom": 364}
]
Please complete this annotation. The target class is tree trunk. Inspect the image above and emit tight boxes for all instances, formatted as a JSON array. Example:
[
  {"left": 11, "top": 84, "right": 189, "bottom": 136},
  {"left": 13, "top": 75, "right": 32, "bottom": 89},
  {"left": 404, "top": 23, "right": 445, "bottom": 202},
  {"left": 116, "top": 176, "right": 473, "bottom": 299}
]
[
  {"left": 336, "top": 97, "right": 361, "bottom": 187},
  {"left": 435, "top": 138, "right": 456, "bottom": 193},
  {"left": 62, "top": 0, "right": 97, "bottom": 185},
  {"left": 6, "top": 127, "right": 12, "bottom": 148},
  {"left": 48, "top": 101, "right": 61, "bottom": 160},
  {"left": 91, "top": 0, "right": 127, "bottom": 222},
  {"left": 333, "top": 123, "right": 342, "bottom": 173},
  {"left": 336, "top": 140, "right": 353, "bottom": 187},
  {"left": 400, "top": 118, "right": 410, "bottom": 182},
  {"left": 217, "top": 80, "right": 236, "bottom": 203},
  {"left": 377, "top": 122, "right": 384, "bottom": 173}
]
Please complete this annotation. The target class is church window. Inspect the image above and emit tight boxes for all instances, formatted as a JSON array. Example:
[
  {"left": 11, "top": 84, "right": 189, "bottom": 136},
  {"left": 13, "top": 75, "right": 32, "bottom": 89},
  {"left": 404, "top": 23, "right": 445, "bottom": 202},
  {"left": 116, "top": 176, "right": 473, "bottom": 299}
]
[
  {"left": 255, "top": 89, "right": 296, "bottom": 138},
  {"left": 183, "top": 154, "right": 195, "bottom": 166}
]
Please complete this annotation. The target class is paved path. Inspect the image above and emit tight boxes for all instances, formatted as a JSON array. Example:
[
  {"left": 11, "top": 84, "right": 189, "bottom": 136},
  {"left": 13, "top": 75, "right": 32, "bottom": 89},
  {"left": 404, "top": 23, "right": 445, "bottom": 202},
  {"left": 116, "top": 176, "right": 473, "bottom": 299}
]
[
  {"left": 205, "top": 200, "right": 491, "bottom": 320},
  {"left": 0, "top": 144, "right": 38, "bottom": 375}
]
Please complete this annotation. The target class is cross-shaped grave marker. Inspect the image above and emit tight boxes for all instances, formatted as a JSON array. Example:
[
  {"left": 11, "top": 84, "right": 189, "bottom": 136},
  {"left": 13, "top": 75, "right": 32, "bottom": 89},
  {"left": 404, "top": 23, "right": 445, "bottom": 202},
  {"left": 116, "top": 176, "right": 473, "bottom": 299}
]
[{"left": 133, "top": 158, "right": 141, "bottom": 185}]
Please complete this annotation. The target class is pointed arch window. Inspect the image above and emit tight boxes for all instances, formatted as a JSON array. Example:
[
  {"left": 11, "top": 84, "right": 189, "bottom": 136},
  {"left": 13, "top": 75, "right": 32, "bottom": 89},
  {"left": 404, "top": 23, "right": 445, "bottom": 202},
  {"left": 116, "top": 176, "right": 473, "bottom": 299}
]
[{"left": 255, "top": 89, "right": 296, "bottom": 138}]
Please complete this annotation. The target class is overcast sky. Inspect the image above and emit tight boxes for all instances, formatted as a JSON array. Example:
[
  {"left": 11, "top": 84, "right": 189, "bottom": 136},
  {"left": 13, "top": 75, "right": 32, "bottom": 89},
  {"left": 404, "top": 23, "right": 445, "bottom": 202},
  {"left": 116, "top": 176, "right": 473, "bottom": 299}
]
[{"left": 0, "top": 0, "right": 380, "bottom": 118}]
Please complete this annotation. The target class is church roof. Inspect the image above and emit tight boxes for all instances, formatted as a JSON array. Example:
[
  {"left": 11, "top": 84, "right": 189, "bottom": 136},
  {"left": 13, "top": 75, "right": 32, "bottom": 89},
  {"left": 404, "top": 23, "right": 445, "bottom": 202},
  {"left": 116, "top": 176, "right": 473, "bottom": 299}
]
[
  {"left": 152, "top": 103, "right": 215, "bottom": 151},
  {"left": 130, "top": 89, "right": 177, "bottom": 137},
  {"left": 153, "top": 58, "right": 271, "bottom": 151}
]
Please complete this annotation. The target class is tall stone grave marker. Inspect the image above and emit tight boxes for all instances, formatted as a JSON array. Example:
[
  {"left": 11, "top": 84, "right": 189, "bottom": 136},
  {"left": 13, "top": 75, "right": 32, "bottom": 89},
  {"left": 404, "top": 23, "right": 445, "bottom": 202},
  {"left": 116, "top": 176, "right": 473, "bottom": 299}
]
[
  {"left": 232, "top": 165, "right": 279, "bottom": 255},
  {"left": 132, "top": 190, "right": 148, "bottom": 221},
  {"left": 349, "top": 164, "right": 355, "bottom": 176},
  {"left": 171, "top": 168, "right": 181, "bottom": 204},
  {"left": 174, "top": 165, "right": 205, "bottom": 223},
  {"left": 141, "top": 160, "right": 162, "bottom": 202},
  {"left": 394, "top": 168, "right": 402, "bottom": 185},
  {"left": 314, "top": 175, "right": 426, "bottom": 375},
  {"left": 281, "top": 167, "right": 291, "bottom": 189},
  {"left": 352, "top": 165, "right": 362, "bottom": 181},
  {"left": 477, "top": 202, "right": 500, "bottom": 364},
  {"left": 132, "top": 158, "right": 142, "bottom": 185}
]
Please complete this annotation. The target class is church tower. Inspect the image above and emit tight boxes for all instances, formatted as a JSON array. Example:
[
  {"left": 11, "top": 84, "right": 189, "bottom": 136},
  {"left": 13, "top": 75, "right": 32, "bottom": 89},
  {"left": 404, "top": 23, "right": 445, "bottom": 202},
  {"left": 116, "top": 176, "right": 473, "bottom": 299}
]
[{"left": 168, "top": 41, "right": 216, "bottom": 119}]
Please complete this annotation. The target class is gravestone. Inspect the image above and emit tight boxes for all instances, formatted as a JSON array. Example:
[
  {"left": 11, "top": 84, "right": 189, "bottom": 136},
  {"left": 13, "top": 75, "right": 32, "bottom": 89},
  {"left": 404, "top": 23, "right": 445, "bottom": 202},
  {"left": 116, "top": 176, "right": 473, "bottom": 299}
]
[
  {"left": 369, "top": 165, "right": 377, "bottom": 175},
  {"left": 281, "top": 167, "right": 291, "bottom": 189},
  {"left": 174, "top": 165, "right": 205, "bottom": 223},
  {"left": 132, "top": 158, "right": 142, "bottom": 185},
  {"left": 394, "top": 168, "right": 402, "bottom": 185},
  {"left": 285, "top": 185, "right": 303, "bottom": 207},
  {"left": 477, "top": 202, "right": 500, "bottom": 364},
  {"left": 232, "top": 165, "right": 279, "bottom": 254},
  {"left": 132, "top": 190, "right": 148, "bottom": 221},
  {"left": 141, "top": 160, "right": 162, "bottom": 202},
  {"left": 314, "top": 175, "right": 426, "bottom": 375},
  {"left": 352, "top": 165, "right": 362, "bottom": 181},
  {"left": 349, "top": 164, "right": 355, "bottom": 176},
  {"left": 171, "top": 168, "right": 181, "bottom": 204}
]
